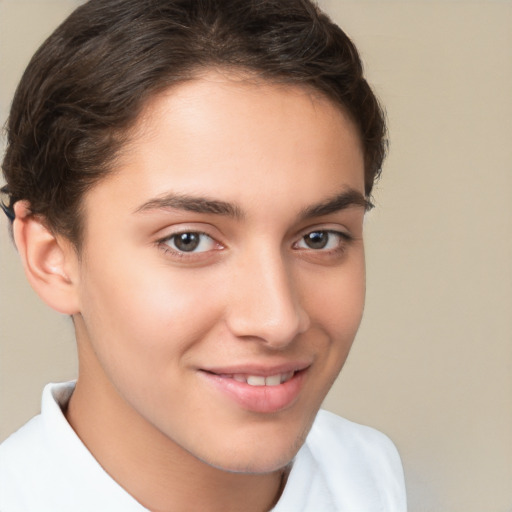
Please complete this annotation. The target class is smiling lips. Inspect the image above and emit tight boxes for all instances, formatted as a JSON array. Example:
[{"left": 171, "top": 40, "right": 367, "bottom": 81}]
[
  {"left": 230, "top": 372, "right": 295, "bottom": 386},
  {"left": 200, "top": 366, "right": 308, "bottom": 413}
]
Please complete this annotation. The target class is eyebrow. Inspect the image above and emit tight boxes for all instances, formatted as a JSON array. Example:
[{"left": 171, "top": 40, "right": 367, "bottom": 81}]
[
  {"left": 134, "top": 188, "right": 370, "bottom": 219},
  {"left": 298, "top": 188, "right": 372, "bottom": 220},
  {"left": 134, "top": 193, "right": 244, "bottom": 219}
]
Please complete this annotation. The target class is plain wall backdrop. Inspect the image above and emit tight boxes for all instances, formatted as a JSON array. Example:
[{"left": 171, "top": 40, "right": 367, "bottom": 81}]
[{"left": 1, "top": 1, "right": 511, "bottom": 511}]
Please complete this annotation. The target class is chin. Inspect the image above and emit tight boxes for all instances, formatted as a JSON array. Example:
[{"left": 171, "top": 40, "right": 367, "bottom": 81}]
[
  {"left": 198, "top": 422, "right": 311, "bottom": 475},
  {"left": 203, "top": 450, "right": 295, "bottom": 475}
]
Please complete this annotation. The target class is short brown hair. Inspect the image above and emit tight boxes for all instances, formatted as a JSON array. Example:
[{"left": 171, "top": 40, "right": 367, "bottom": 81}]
[{"left": 1, "top": 0, "right": 386, "bottom": 246}]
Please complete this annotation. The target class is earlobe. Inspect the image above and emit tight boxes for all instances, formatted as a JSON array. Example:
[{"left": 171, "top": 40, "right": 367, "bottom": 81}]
[{"left": 13, "top": 201, "right": 80, "bottom": 315}]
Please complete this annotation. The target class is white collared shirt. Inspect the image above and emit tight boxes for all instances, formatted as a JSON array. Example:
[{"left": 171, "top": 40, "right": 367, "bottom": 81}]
[{"left": 0, "top": 382, "right": 406, "bottom": 511}]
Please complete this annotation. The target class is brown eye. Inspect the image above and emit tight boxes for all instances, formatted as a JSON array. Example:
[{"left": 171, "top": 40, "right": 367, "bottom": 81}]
[
  {"left": 164, "top": 232, "right": 216, "bottom": 253},
  {"left": 296, "top": 230, "right": 350, "bottom": 251},
  {"left": 303, "top": 231, "right": 329, "bottom": 249},
  {"left": 174, "top": 233, "right": 200, "bottom": 251}
]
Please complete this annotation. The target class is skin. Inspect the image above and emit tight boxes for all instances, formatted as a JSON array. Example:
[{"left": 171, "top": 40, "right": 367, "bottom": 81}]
[{"left": 14, "top": 71, "right": 367, "bottom": 512}]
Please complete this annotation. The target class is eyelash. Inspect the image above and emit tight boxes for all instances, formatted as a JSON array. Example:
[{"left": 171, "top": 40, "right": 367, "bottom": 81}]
[
  {"left": 158, "top": 231, "right": 220, "bottom": 258},
  {"left": 293, "top": 230, "right": 353, "bottom": 253},
  {"left": 157, "top": 229, "right": 353, "bottom": 260}
]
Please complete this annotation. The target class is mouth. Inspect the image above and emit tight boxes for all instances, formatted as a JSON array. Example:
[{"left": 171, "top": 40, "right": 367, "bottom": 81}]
[
  {"left": 199, "top": 365, "right": 309, "bottom": 413},
  {"left": 215, "top": 371, "right": 295, "bottom": 387}
]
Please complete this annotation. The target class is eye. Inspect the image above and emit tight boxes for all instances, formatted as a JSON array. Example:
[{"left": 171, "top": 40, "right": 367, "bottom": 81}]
[
  {"left": 295, "top": 230, "right": 349, "bottom": 251},
  {"left": 162, "top": 232, "right": 216, "bottom": 253}
]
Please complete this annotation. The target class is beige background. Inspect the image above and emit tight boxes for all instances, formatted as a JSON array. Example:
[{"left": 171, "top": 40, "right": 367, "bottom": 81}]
[{"left": 1, "top": 1, "right": 511, "bottom": 511}]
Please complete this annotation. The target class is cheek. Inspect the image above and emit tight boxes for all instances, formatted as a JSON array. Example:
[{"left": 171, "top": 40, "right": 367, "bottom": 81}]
[
  {"left": 305, "top": 255, "right": 366, "bottom": 340},
  {"left": 77, "top": 255, "right": 223, "bottom": 379}
]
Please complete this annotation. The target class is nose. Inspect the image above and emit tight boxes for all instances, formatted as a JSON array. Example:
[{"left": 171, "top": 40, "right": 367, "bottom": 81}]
[{"left": 225, "top": 249, "right": 310, "bottom": 348}]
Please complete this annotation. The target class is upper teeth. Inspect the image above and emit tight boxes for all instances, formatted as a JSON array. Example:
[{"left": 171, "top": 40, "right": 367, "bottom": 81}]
[{"left": 233, "top": 372, "right": 294, "bottom": 386}]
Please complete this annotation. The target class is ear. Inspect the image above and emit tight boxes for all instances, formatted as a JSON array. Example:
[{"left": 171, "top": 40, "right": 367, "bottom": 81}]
[{"left": 13, "top": 201, "right": 80, "bottom": 315}]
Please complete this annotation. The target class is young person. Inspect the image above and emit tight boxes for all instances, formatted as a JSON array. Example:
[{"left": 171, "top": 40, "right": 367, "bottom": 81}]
[{"left": 0, "top": 0, "right": 406, "bottom": 510}]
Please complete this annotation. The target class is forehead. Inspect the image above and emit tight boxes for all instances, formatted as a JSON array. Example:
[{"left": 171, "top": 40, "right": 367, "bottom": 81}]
[{"left": 83, "top": 72, "right": 365, "bottom": 224}]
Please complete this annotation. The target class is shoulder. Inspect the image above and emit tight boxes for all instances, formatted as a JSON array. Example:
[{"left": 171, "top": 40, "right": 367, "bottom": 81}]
[
  {"left": 0, "top": 413, "right": 46, "bottom": 465},
  {"left": 305, "top": 409, "right": 407, "bottom": 511},
  {"left": 0, "top": 382, "right": 147, "bottom": 512},
  {"left": 309, "top": 409, "right": 402, "bottom": 461},
  {"left": 0, "top": 381, "right": 75, "bottom": 476},
  {"left": 0, "top": 382, "right": 75, "bottom": 510},
  {"left": 0, "top": 413, "right": 49, "bottom": 511}
]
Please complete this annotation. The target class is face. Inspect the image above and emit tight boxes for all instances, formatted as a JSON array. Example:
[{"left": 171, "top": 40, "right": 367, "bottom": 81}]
[{"left": 72, "top": 72, "right": 367, "bottom": 473}]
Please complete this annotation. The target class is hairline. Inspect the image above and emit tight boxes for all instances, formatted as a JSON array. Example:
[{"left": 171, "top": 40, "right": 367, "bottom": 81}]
[{"left": 68, "top": 65, "right": 367, "bottom": 252}]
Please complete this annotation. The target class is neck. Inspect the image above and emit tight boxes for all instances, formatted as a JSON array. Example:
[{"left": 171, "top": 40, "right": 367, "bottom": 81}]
[{"left": 65, "top": 345, "right": 286, "bottom": 512}]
